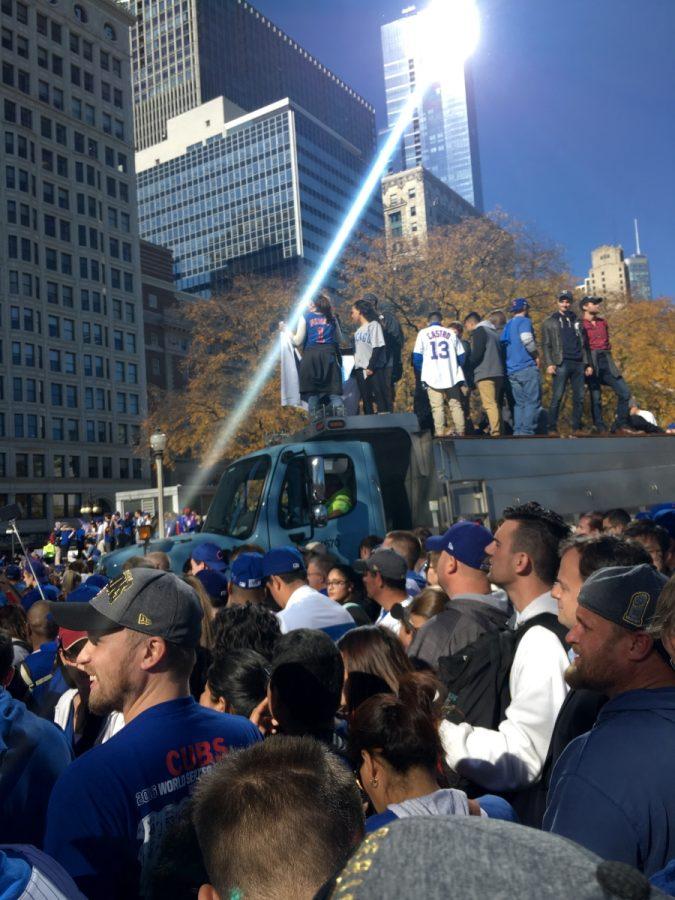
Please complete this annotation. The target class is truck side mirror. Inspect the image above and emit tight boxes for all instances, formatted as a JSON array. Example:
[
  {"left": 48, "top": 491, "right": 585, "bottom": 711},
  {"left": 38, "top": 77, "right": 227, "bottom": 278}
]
[
  {"left": 311, "top": 503, "right": 328, "bottom": 528},
  {"left": 308, "top": 456, "right": 328, "bottom": 528},
  {"left": 308, "top": 456, "right": 326, "bottom": 503}
]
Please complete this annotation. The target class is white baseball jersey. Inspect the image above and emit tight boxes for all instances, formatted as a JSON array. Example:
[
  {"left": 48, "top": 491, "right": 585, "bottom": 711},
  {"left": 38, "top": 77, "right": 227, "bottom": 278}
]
[{"left": 413, "top": 324, "right": 465, "bottom": 389}]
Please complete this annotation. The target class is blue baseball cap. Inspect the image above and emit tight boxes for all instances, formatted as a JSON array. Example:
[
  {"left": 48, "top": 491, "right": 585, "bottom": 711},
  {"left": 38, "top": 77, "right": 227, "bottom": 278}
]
[
  {"left": 425, "top": 522, "right": 494, "bottom": 571},
  {"left": 65, "top": 583, "right": 100, "bottom": 604},
  {"left": 654, "top": 509, "right": 675, "bottom": 541},
  {"left": 510, "top": 298, "right": 529, "bottom": 313},
  {"left": 5, "top": 564, "right": 21, "bottom": 580},
  {"left": 191, "top": 542, "right": 228, "bottom": 573},
  {"left": 262, "top": 547, "right": 305, "bottom": 578},
  {"left": 230, "top": 553, "right": 264, "bottom": 589},
  {"left": 86, "top": 574, "right": 109, "bottom": 590}
]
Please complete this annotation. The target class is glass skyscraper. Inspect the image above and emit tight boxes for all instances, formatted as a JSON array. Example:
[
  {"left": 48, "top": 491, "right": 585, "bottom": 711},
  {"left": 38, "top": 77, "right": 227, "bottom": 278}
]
[
  {"left": 136, "top": 98, "right": 381, "bottom": 293},
  {"left": 626, "top": 254, "right": 653, "bottom": 301},
  {"left": 381, "top": 6, "right": 483, "bottom": 210},
  {"left": 128, "top": 0, "right": 376, "bottom": 160}
]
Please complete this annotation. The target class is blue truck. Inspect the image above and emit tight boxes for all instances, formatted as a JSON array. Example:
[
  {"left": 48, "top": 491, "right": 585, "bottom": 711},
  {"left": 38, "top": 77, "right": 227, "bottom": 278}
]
[{"left": 100, "top": 412, "right": 675, "bottom": 576}]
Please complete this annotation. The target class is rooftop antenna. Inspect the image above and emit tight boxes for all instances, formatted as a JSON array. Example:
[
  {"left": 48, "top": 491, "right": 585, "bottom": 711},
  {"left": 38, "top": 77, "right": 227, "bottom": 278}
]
[{"left": 634, "top": 218, "right": 642, "bottom": 255}]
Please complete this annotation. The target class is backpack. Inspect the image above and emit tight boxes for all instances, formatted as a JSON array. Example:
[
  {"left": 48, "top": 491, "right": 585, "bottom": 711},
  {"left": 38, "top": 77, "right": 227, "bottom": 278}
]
[{"left": 438, "top": 613, "right": 568, "bottom": 732}]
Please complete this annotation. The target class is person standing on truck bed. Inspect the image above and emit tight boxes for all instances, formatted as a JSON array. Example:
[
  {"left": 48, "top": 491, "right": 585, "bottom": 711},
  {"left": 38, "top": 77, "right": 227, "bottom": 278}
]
[
  {"left": 365, "top": 292, "right": 404, "bottom": 410},
  {"left": 351, "top": 299, "right": 391, "bottom": 415},
  {"left": 541, "top": 291, "right": 593, "bottom": 436},
  {"left": 412, "top": 311, "right": 467, "bottom": 437},
  {"left": 464, "top": 310, "right": 506, "bottom": 437},
  {"left": 285, "top": 291, "right": 345, "bottom": 418},
  {"left": 501, "top": 298, "right": 542, "bottom": 437},
  {"left": 580, "top": 295, "right": 632, "bottom": 433}
]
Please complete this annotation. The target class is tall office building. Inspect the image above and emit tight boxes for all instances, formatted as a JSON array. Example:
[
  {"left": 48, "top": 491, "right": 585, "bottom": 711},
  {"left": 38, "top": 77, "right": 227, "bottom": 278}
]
[
  {"left": 584, "top": 245, "right": 630, "bottom": 299},
  {"left": 381, "top": 165, "right": 477, "bottom": 255},
  {"left": 136, "top": 97, "right": 382, "bottom": 292},
  {"left": 381, "top": 5, "right": 483, "bottom": 211},
  {"left": 0, "top": 0, "right": 148, "bottom": 530},
  {"left": 625, "top": 219, "right": 652, "bottom": 300},
  {"left": 128, "top": 0, "right": 376, "bottom": 160}
]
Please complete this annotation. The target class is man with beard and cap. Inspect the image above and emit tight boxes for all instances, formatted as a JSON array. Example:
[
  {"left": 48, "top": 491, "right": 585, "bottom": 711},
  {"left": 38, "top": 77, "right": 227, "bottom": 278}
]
[
  {"left": 44, "top": 568, "right": 260, "bottom": 900},
  {"left": 544, "top": 565, "right": 673, "bottom": 876}
]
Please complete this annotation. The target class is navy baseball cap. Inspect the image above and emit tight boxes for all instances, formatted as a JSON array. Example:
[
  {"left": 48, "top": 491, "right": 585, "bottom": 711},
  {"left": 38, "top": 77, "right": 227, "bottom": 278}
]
[
  {"left": 262, "top": 547, "right": 305, "bottom": 578},
  {"left": 510, "top": 298, "right": 529, "bottom": 313},
  {"left": 23, "top": 557, "right": 47, "bottom": 581},
  {"left": 425, "top": 522, "right": 493, "bottom": 571},
  {"left": 191, "top": 542, "right": 228, "bottom": 573},
  {"left": 196, "top": 569, "right": 229, "bottom": 607},
  {"left": 50, "top": 568, "right": 203, "bottom": 646},
  {"left": 5, "top": 565, "right": 21, "bottom": 580},
  {"left": 231, "top": 553, "right": 264, "bottom": 589},
  {"left": 577, "top": 564, "right": 667, "bottom": 632},
  {"left": 558, "top": 291, "right": 573, "bottom": 301}
]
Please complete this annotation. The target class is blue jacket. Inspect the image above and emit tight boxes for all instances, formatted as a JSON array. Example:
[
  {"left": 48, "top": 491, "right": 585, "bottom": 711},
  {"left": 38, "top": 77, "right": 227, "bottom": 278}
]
[
  {"left": 0, "top": 688, "right": 72, "bottom": 847},
  {"left": 501, "top": 316, "right": 537, "bottom": 374},
  {"left": 544, "top": 687, "right": 675, "bottom": 877}
]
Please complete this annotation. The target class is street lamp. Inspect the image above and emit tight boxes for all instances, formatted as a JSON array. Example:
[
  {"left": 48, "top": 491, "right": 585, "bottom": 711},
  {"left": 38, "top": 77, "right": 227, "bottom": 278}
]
[
  {"left": 150, "top": 431, "right": 167, "bottom": 538},
  {"left": 80, "top": 496, "right": 101, "bottom": 518}
]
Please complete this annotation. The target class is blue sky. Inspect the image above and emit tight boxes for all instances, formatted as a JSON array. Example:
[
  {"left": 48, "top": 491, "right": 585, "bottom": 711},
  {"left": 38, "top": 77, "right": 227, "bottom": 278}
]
[{"left": 253, "top": 0, "right": 674, "bottom": 298}]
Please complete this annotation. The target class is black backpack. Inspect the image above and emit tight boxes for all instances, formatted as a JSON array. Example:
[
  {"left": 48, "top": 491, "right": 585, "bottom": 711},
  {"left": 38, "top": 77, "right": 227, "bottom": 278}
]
[{"left": 438, "top": 613, "right": 568, "bottom": 731}]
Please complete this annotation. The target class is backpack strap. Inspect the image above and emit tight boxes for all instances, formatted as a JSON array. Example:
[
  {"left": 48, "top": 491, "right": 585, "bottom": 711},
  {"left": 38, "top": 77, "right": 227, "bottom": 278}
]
[{"left": 514, "top": 612, "right": 568, "bottom": 651}]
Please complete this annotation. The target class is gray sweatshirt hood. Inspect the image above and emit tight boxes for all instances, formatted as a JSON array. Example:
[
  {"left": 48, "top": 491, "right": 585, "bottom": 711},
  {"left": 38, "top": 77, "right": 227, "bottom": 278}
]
[{"left": 389, "top": 788, "right": 474, "bottom": 820}]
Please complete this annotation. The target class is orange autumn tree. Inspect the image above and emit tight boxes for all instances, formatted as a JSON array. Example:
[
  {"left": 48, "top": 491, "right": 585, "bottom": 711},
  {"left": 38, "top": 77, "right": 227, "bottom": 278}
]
[{"left": 144, "top": 275, "right": 307, "bottom": 466}]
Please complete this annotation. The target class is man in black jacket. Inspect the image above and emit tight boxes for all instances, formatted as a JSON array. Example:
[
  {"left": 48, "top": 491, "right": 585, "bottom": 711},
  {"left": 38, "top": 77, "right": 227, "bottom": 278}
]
[{"left": 541, "top": 291, "right": 593, "bottom": 434}]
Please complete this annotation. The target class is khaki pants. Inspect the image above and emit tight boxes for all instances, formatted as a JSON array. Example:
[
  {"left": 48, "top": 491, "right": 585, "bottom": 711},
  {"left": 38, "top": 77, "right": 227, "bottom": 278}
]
[
  {"left": 477, "top": 377, "right": 503, "bottom": 436},
  {"left": 428, "top": 386, "right": 465, "bottom": 435}
]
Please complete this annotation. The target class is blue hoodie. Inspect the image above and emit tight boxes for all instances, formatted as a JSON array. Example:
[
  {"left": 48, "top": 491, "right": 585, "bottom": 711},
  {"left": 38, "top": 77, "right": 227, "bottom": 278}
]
[
  {"left": 0, "top": 688, "right": 72, "bottom": 847},
  {"left": 544, "top": 687, "right": 675, "bottom": 877}
]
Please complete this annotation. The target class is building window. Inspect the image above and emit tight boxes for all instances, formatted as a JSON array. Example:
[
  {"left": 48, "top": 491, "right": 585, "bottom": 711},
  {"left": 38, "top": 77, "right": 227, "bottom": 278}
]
[{"left": 388, "top": 211, "right": 403, "bottom": 237}]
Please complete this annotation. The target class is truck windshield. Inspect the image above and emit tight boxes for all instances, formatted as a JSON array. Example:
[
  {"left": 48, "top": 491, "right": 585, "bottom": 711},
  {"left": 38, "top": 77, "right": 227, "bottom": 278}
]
[{"left": 204, "top": 455, "right": 270, "bottom": 539}]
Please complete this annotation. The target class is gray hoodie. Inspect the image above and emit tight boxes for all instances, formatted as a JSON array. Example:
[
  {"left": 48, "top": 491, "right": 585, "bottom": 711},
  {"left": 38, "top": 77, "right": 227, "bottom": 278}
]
[
  {"left": 470, "top": 320, "right": 504, "bottom": 382},
  {"left": 389, "top": 788, "right": 477, "bottom": 820},
  {"left": 408, "top": 591, "right": 511, "bottom": 670}
]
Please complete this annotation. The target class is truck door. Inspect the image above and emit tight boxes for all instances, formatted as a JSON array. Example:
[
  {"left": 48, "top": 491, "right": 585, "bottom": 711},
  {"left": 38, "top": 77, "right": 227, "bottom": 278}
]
[{"left": 267, "top": 441, "right": 383, "bottom": 561}]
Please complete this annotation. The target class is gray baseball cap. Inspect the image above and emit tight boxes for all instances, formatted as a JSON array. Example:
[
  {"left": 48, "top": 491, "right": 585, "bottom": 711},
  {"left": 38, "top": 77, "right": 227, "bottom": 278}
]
[
  {"left": 328, "top": 817, "right": 664, "bottom": 899},
  {"left": 49, "top": 568, "right": 203, "bottom": 647},
  {"left": 353, "top": 548, "right": 407, "bottom": 581},
  {"left": 577, "top": 564, "right": 667, "bottom": 632}
]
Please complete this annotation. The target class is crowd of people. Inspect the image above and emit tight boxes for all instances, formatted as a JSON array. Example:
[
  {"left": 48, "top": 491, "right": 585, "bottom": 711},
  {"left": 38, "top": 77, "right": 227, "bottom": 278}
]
[
  {"left": 0, "top": 500, "right": 674, "bottom": 898},
  {"left": 285, "top": 290, "right": 673, "bottom": 438}
]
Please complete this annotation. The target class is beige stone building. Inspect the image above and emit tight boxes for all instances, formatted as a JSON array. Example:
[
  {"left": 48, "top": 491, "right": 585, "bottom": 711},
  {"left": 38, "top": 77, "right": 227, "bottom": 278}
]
[
  {"left": 381, "top": 165, "right": 478, "bottom": 255},
  {"left": 584, "top": 245, "right": 630, "bottom": 298}
]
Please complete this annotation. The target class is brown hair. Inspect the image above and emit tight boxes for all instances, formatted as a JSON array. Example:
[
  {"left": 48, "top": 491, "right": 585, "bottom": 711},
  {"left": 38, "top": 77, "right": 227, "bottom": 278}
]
[
  {"left": 409, "top": 586, "right": 448, "bottom": 621},
  {"left": 338, "top": 626, "right": 412, "bottom": 693},
  {"left": 182, "top": 575, "right": 216, "bottom": 650}
]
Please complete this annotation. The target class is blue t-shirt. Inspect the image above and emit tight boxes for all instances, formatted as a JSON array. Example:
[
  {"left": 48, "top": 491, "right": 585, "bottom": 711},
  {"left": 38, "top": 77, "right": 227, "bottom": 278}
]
[
  {"left": 501, "top": 316, "right": 537, "bottom": 374},
  {"left": 304, "top": 311, "right": 337, "bottom": 347},
  {"left": 44, "top": 696, "right": 261, "bottom": 899}
]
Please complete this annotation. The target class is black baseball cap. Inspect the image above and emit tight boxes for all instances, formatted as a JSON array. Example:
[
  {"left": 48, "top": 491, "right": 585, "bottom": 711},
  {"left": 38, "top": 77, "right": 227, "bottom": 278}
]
[
  {"left": 558, "top": 291, "right": 573, "bottom": 301},
  {"left": 577, "top": 564, "right": 667, "bottom": 632},
  {"left": 580, "top": 295, "right": 603, "bottom": 308},
  {"left": 49, "top": 568, "right": 203, "bottom": 647},
  {"left": 353, "top": 548, "right": 407, "bottom": 580}
]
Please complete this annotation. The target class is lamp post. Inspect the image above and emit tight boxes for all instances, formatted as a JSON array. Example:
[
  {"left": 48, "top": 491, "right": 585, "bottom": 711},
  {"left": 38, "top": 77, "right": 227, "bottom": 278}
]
[
  {"left": 80, "top": 496, "right": 101, "bottom": 519},
  {"left": 150, "top": 432, "right": 167, "bottom": 538}
]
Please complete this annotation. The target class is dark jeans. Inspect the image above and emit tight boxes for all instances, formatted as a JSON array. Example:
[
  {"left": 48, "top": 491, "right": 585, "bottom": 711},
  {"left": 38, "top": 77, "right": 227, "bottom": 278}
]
[
  {"left": 588, "top": 354, "right": 631, "bottom": 428},
  {"left": 548, "top": 360, "right": 585, "bottom": 430},
  {"left": 354, "top": 368, "right": 390, "bottom": 414},
  {"left": 509, "top": 366, "right": 542, "bottom": 435}
]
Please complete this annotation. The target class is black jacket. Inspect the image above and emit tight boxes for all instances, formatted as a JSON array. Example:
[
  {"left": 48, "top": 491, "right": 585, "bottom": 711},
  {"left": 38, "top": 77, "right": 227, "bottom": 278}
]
[{"left": 541, "top": 312, "right": 591, "bottom": 369}]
